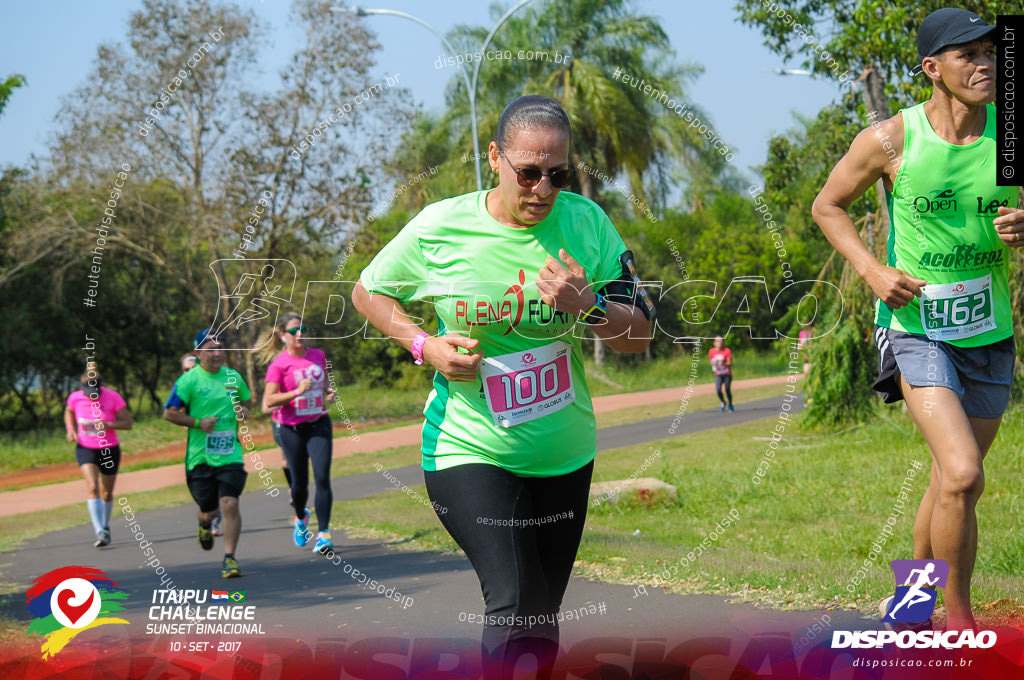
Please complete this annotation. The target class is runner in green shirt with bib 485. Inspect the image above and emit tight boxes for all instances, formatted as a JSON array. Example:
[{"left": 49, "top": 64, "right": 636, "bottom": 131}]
[{"left": 164, "top": 328, "right": 250, "bottom": 579}]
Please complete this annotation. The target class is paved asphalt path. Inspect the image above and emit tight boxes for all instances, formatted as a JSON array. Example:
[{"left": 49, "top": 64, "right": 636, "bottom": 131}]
[{"left": 4, "top": 392, "right": 870, "bottom": 655}]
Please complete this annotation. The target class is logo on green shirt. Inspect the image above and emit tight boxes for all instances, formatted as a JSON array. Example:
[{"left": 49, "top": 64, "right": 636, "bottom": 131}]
[
  {"left": 976, "top": 196, "right": 1011, "bottom": 215},
  {"left": 917, "top": 246, "right": 1004, "bottom": 270},
  {"left": 912, "top": 189, "right": 957, "bottom": 216},
  {"left": 453, "top": 269, "right": 528, "bottom": 335}
]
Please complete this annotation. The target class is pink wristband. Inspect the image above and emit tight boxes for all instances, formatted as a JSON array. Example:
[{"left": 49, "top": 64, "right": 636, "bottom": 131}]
[{"left": 410, "top": 332, "right": 430, "bottom": 366}]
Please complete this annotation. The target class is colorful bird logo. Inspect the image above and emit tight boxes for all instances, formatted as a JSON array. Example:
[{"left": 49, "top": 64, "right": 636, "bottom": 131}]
[{"left": 26, "top": 566, "right": 129, "bottom": 659}]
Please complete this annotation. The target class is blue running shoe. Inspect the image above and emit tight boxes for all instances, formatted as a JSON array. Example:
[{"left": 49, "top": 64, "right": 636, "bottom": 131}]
[
  {"left": 293, "top": 509, "right": 311, "bottom": 547},
  {"left": 312, "top": 531, "right": 334, "bottom": 555}
]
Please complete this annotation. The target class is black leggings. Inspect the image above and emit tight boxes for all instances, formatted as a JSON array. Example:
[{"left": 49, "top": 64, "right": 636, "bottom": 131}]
[
  {"left": 424, "top": 460, "right": 593, "bottom": 661},
  {"left": 715, "top": 373, "right": 733, "bottom": 406},
  {"left": 278, "top": 415, "right": 333, "bottom": 532}
]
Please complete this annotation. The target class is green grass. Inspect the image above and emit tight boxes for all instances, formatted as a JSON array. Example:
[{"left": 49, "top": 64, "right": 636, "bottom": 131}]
[
  {"left": 0, "top": 413, "right": 210, "bottom": 475},
  {"left": 0, "top": 483, "right": 200, "bottom": 554},
  {"left": 584, "top": 346, "right": 791, "bottom": 397},
  {"left": 2, "top": 399, "right": 1021, "bottom": 627},
  {"left": 332, "top": 402, "right": 1024, "bottom": 623},
  {"left": 0, "top": 350, "right": 789, "bottom": 475},
  {"left": 0, "top": 383, "right": 421, "bottom": 477},
  {"left": 594, "top": 383, "right": 789, "bottom": 428},
  {"left": 0, "top": 377, "right": 428, "bottom": 476},
  {"left": 333, "top": 383, "right": 429, "bottom": 422},
  {"left": 0, "top": 441, "right": 425, "bottom": 554}
]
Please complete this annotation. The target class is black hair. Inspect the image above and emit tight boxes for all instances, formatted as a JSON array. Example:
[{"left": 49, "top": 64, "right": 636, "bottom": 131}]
[
  {"left": 79, "top": 367, "right": 103, "bottom": 399},
  {"left": 495, "top": 95, "right": 572, "bottom": 151}
]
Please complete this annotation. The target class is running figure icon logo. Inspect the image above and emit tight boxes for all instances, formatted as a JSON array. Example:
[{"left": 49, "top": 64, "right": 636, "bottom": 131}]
[
  {"left": 207, "top": 259, "right": 297, "bottom": 348},
  {"left": 882, "top": 559, "right": 949, "bottom": 623}
]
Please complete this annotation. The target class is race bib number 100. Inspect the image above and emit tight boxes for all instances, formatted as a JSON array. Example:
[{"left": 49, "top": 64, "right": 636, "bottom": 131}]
[
  {"left": 481, "top": 342, "right": 575, "bottom": 428},
  {"left": 920, "top": 273, "right": 995, "bottom": 341}
]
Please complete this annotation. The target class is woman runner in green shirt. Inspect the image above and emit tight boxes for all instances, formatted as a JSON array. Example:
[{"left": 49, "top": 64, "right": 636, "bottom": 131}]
[{"left": 354, "top": 95, "right": 654, "bottom": 667}]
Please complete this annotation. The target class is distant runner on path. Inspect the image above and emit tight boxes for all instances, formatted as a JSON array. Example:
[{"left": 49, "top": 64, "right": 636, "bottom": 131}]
[
  {"left": 708, "top": 335, "right": 733, "bottom": 412},
  {"left": 64, "top": 364, "right": 133, "bottom": 548}
]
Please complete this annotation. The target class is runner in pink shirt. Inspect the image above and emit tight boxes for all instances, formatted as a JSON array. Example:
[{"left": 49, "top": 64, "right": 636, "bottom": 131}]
[
  {"left": 708, "top": 335, "right": 734, "bottom": 412},
  {"left": 64, "top": 365, "right": 133, "bottom": 547},
  {"left": 259, "top": 313, "right": 337, "bottom": 554}
]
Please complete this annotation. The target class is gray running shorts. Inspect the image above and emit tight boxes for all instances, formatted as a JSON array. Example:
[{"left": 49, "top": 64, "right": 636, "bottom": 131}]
[{"left": 873, "top": 326, "right": 1016, "bottom": 419}]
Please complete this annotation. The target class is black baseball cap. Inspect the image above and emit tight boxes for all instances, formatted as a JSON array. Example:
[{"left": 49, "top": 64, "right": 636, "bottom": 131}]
[{"left": 912, "top": 8, "right": 996, "bottom": 75}]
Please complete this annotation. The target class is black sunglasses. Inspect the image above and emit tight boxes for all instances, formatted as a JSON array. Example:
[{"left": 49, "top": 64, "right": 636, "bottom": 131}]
[
  {"left": 502, "top": 154, "right": 574, "bottom": 189},
  {"left": 284, "top": 326, "right": 308, "bottom": 335}
]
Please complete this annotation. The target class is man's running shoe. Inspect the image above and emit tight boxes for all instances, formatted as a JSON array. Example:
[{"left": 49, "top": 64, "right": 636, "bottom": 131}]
[
  {"left": 197, "top": 523, "right": 214, "bottom": 550},
  {"left": 211, "top": 515, "right": 222, "bottom": 536},
  {"left": 879, "top": 595, "right": 933, "bottom": 632},
  {"left": 312, "top": 532, "right": 334, "bottom": 554},
  {"left": 719, "top": 403, "right": 726, "bottom": 412},
  {"left": 728, "top": 404, "right": 734, "bottom": 412},
  {"left": 294, "top": 509, "right": 311, "bottom": 547},
  {"left": 222, "top": 556, "right": 242, "bottom": 579},
  {"left": 94, "top": 529, "right": 110, "bottom": 548}
]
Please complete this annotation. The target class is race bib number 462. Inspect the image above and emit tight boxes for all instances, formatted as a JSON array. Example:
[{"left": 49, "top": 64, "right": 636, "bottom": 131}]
[
  {"left": 920, "top": 273, "right": 995, "bottom": 341},
  {"left": 480, "top": 342, "right": 575, "bottom": 428}
]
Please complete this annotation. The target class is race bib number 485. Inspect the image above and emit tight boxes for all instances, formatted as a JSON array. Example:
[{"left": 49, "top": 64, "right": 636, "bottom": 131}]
[
  {"left": 205, "top": 430, "right": 235, "bottom": 456},
  {"left": 480, "top": 342, "right": 575, "bottom": 428},
  {"left": 920, "top": 273, "right": 995, "bottom": 341}
]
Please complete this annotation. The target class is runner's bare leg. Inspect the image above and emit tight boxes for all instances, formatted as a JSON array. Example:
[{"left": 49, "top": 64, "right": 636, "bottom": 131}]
[
  {"left": 220, "top": 496, "right": 241, "bottom": 555},
  {"left": 900, "top": 378, "right": 997, "bottom": 630}
]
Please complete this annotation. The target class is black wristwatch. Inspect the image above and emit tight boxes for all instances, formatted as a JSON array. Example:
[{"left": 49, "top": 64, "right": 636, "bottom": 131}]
[{"left": 579, "top": 293, "right": 608, "bottom": 325}]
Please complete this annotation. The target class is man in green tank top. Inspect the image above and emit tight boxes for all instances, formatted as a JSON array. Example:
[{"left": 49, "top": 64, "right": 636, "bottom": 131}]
[{"left": 813, "top": 8, "right": 1023, "bottom": 631}]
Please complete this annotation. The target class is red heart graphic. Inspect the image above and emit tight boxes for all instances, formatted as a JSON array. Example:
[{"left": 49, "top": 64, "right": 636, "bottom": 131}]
[{"left": 56, "top": 587, "right": 95, "bottom": 625}]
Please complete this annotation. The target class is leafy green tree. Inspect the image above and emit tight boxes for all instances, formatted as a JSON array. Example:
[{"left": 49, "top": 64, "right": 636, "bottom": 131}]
[
  {"left": 2, "top": 0, "right": 411, "bottom": 416},
  {"left": 735, "top": 1, "right": 1024, "bottom": 104},
  {"left": 0, "top": 74, "right": 26, "bottom": 119},
  {"left": 370, "top": 0, "right": 740, "bottom": 365}
]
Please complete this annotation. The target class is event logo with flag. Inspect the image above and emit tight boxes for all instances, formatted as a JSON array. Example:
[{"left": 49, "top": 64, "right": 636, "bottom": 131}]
[
  {"left": 229, "top": 591, "right": 246, "bottom": 602},
  {"left": 25, "top": 566, "right": 129, "bottom": 659},
  {"left": 211, "top": 590, "right": 229, "bottom": 601}
]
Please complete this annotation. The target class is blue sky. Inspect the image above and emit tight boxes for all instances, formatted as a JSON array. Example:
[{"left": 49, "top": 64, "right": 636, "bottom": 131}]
[{"left": 0, "top": 0, "right": 848, "bottom": 181}]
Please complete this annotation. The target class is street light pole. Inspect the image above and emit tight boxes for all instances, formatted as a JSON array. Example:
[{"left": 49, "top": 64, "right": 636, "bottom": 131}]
[
  {"left": 337, "top": 1, "right": 538, "bottom": 190},
  {"left": 469, "top": 0, "right": 537, "bottom": 188}
]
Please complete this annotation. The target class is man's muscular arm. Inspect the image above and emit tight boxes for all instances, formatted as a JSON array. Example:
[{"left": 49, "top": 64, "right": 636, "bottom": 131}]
[{"left": 812, "top": 115, "right": 927, "bottom": 309}]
